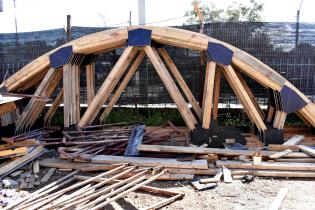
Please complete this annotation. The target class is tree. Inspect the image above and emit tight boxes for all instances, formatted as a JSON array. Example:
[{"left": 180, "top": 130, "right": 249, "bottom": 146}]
[{"left": 184, "top": 0, "right": 264, "bottom": 24}]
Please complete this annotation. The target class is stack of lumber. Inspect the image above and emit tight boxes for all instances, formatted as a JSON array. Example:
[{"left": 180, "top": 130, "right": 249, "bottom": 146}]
[
  {"left": 0, "top": 129, "right": 57, "bottom": 179},
  {"left": 5, "top": 164, "right": 184, "bottom": 210}
]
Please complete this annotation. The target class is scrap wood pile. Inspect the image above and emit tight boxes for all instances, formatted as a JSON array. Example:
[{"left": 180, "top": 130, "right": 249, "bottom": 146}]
[
  {"left": 0, "top": 128, "right": 60, "bottom": 180},
  {"left": 37, "top": 124, "right": 315, "bottom": 183},
  {"left": 4, "top": 164, "right": 184, "bottom": 210}
]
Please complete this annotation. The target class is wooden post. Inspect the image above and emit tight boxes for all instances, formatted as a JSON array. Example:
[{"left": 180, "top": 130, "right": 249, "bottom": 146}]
[
  {"left": 266, "top": 105, "right": 275, "bottom": 123},
  {"left": 212, "top": 67, "right": 221, "bottom": 120},
  {"left": 86, "top": 63, "right": 95, "bottom": 105},
  {"left": 144, "top": 46, "right": 197, "bottom": 131},
  {"left": 63, "top": 64, "right": 70, "bottom": 127},
  {"left": 222, "top": 65, "right": 267, "bottom": 131},
  {"left": 44, "top": 87, "right": 64, "bottom": 125},
  {"left": 273, "top": 111, "right": 287, "bottom": 129},
  {"left": 202, "top": 61, "right": 216, "bottom": 129},
  {"left": 158, "top": 48, "right": 202, "bottom": 120},
  {"left": 99, "top": 50, "right": 146, "bottom": 122},
  {"left": 78, "top": 47, "right": 138, "bottom": 127}
]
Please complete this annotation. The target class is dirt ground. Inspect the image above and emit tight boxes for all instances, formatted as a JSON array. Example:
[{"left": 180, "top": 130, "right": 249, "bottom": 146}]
[{"left": 106, "top": 177, "right": 315, "bottom": 210}]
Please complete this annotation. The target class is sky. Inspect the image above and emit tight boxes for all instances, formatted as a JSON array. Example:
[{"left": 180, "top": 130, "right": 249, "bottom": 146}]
[{"left": 0, "top": 0, "right": 314, "bottom": 33}]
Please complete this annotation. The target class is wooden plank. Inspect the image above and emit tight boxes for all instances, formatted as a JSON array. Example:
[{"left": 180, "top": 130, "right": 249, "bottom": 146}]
[
  {"left": 269, "top": 149, "right": 292, "bottom": 159},
  {"left": 236, "top": 71, "right": 265, "bottom": 120},
  {"left": 75, "top": 65, "right": 81, "bottom": 123},
  {"left": 99, "top": 50, "right": 146, "bottom": 122},
  {"left": 144, "top": 46, "right": 197, "bottom": 131},
  {"left": 202, "top": 61, "right": 216, "bottom": 129},
  {"left": 0, "top": 146, "right": 45, "bottom": 178},
  {"left": 222, "top": 65, "right": 267, "bottom": 131},
  {"left": 269, "top": 188, "right": 288, "bottom": 210},
  {"left": 61, "top": 154, "right": 208, "bottom": 169},
  {"left": 44, "top": 87, "right": 63, "bottom": 125},
  {"left": 268, "top": 144, "right": 299, "bottom": 152},
  {"left": 158, "top": 48, "right": 202, "bottom": 119},
  {"left": 222, "top": 165, "right": 233, "bottom": 183},
  {"left": 41, "top": 168, "right": 56, "bottom": 183},
  {"left": 283, "top": 135, "right": 304, "bottom": 145},
  {"left": 0, "top": 102, "right": 16, "bottom": 116},
  {"left": 0, "top": 147, "right": 27, "bottom": 157},
  {"left": 299, "top": 145, "right": 315, "bottom": 157},
  {"left": 216, "top": 160, "right": 315, "bottom": 171},
  {"left": 212, "top": 68, "right": 221, "bottom": 120},
  {"left": 79, "top": 46, "right": 138, "bottom": 127},
  {"left": 274, "top": 158, "right": 315, "bottom": 163},
  {"left": 138, "top": 144, "right": 310, "bottom": 158},
  {"left": 86, "top": 63, "right": 95, "bottom": 105}
]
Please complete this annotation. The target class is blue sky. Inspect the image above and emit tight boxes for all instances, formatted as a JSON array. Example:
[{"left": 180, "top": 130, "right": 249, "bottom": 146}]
[{"left": 0, "top": 0, "right": 314, "bottom": 33}]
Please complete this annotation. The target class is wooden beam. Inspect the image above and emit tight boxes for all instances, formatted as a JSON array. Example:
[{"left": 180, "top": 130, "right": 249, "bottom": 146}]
[
  {"left": 216, "top": 160, "right": 315, "bottom": 171},
  {"left": 86, "top": 63, "right": 95, "bottom": 105},
  {"left": 299, "top": 145, "right": 315, "bottom": 157},
  {"left": 268, "top": 144, "right": 299, "bottom": 152},
  {"left": 99, "top": 50, "right": 146, "bottom": 122},
  {"left": 236, "top": 71, "right": 265, "bottom": 120},
  {"left": 0, "top": 102, "right": 16, "bottom": 116},
  {"left": 64, "top": 64, "right": 80, "bottom": 126},
  {"left": 44, "top": 87, "right": 63, "bottom": 125},
  {"left": 144, "top": 46, "right": 197, "bottom": 131},
  {"left": 222, "top": 65, "right": 267, "bottom": 131},
  {"left": 202, "top": 61, "right": 216, "bottom": 129},
  {"left": 79, "top": 46, "right": 138, "bottom": 127},
  {"left": 212, "top": 68, "right": 221, "bottom": 120},
  {"left": 273, "top": 111, "right": 287, "bottom": 129},
  {"left": 158, "top": 48, "right": 202, "bottom": 119},
  {"left": 60, "top": 153, "right": 208, "bottom": 169},
  {"left": 283, "top": 135, "right": 304, "bottom": 145},
  {"left": 138, "top": 144, "right": 310, "bottom": 158},
  {"left": 266, "top": 105, "right": 275, "bottom": 123},
  {"left": 269, "top": 149, "right": 293, "bottom": 159}
]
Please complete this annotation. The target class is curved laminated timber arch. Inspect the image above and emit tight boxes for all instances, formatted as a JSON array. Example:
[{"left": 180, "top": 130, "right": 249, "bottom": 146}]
[{"left": 1, "top": 26, "right": 315, "bottom": 145}]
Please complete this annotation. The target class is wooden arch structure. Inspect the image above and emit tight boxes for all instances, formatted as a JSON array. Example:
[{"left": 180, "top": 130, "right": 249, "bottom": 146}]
[{"left": 1, "top": 26, "right": 315, "bottom": 145}]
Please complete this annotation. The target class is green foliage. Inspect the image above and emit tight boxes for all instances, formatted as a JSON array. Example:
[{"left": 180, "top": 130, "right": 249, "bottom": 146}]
[{"left": 184, "top": 0, "right": 264, "bottom": 24}]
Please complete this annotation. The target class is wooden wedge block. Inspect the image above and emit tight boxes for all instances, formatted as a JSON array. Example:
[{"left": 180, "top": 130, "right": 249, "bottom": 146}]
[
  {"left": 269, "top": 188, "right": 288, "bottom": 210},
  {"left": 191, "top": 180, "right": 217, "bottom": 191},
  {"left": 222, "top": 166, "right": 233, "bottom": 183},
  {"left": 41, "top": 168, "right": 56, "bottom": 183}
]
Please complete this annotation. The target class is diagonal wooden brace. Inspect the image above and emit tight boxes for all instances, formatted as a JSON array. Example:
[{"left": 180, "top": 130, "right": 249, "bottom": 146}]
[
  {"left": 99, "top": 50, "right": 146, "bottom": 122},
  {"left": 158, "top": 48, "right": 202, "bottom": 120},
  {"left": 144, "top": 46, "right": 197, "bottom": 131},
  {"left": 78, "top": 46, "right": 138, "bottom": 127}
]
